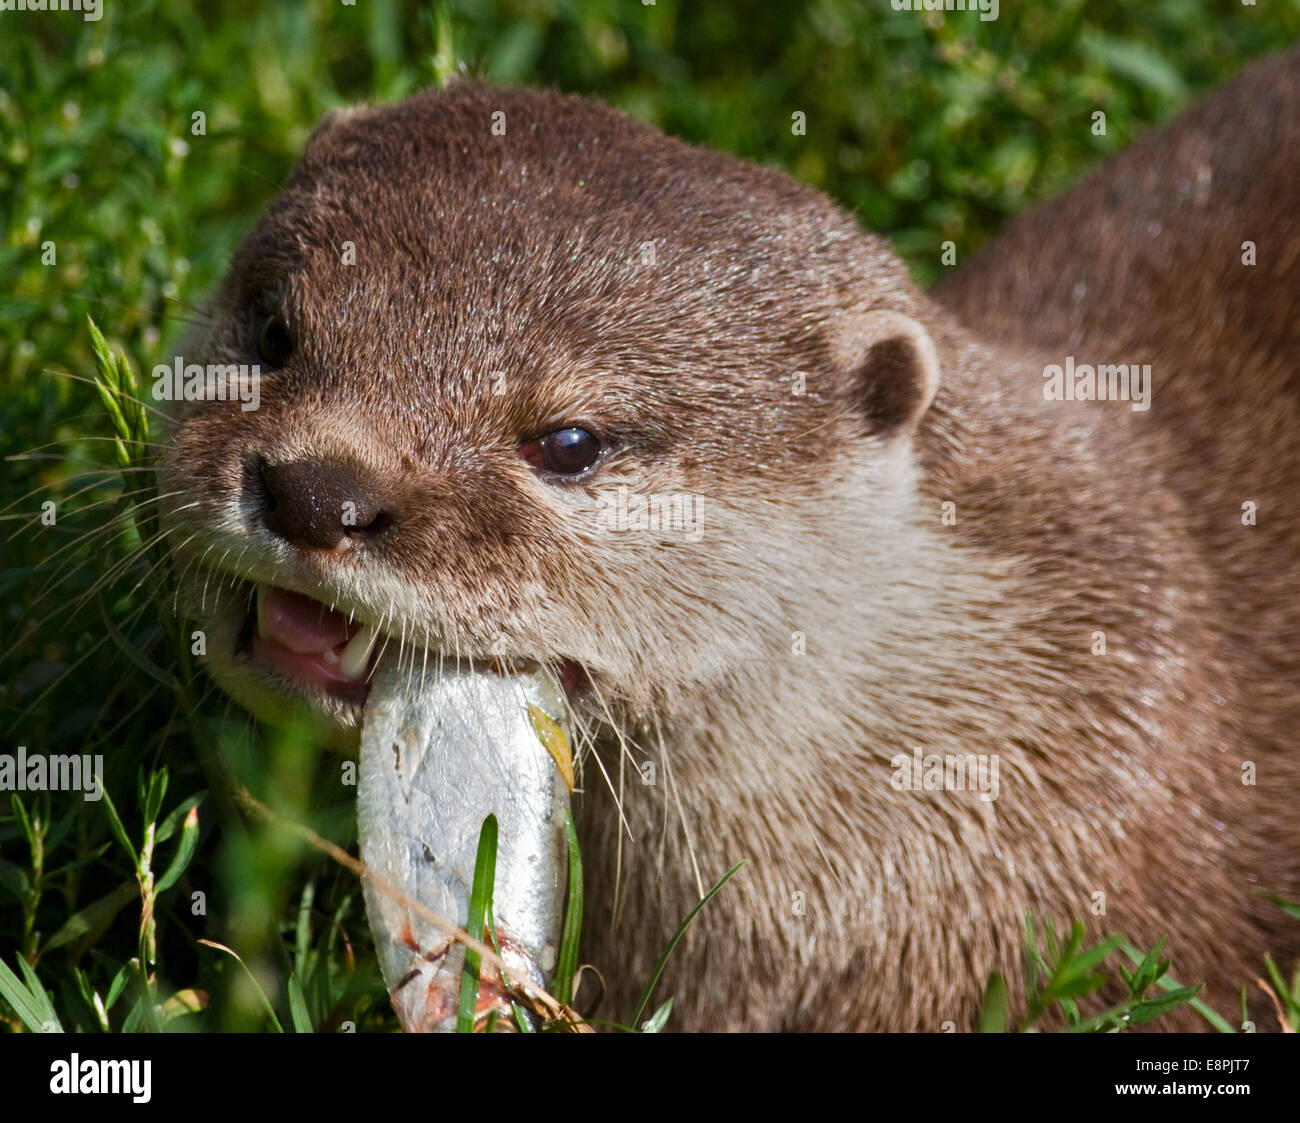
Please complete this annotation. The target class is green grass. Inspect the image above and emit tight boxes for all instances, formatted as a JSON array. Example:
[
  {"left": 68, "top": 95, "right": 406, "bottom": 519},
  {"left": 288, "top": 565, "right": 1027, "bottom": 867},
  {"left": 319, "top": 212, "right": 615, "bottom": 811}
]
[
  {"left": 980, "top": 916, "right": 1206, "bottom": 1034},
  {"left": 4, "top": 0, "right": 1300, "bottom": 1033}
]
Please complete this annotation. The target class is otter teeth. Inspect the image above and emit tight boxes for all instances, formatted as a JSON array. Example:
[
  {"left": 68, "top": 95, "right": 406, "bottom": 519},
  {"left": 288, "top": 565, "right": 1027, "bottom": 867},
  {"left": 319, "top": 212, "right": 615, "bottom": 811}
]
[{"left": 339, "top": 623, "right": 380, "bottom": 679}]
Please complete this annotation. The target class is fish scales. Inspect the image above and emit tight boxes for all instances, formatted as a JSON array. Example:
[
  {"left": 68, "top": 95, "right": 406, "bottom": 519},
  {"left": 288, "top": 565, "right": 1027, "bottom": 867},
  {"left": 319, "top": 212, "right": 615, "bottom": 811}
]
[{"left": 357, "top": 660, "right": 571, "bottom": 1032}]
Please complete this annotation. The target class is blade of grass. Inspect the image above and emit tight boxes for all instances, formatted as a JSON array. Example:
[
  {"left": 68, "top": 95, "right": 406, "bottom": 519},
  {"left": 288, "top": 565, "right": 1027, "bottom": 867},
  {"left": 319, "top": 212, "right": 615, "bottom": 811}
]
[
  {"left": 1119, "top": 941, "right": 1233, "bottom": 1032},
  {"left": 43, "top": 880, "right": 136, "bottom": 953},
  {"left": 1264, "top": 954, "right": 1300, "bottom": 1024},
  {"left": 978, "top": 971, "right": 1007, "bottom": 1032},
  {"left": 154, "top": 803, "right": 200, "bottom": 892},
  {"left": 0, "top": 956, "right": 59, "bottom": 1032},
  {"left": 287, "top": 972, "right": 314, "bottom": 1033},
  {"left": 15, "top": 956, "right": 62, "bottom": 1031},
  {"left": 457, "top": 814, "right": 498, "bottom": 1033},
  {"left": 197, "top": 939, "right": 284, "bottom": 1032},
  {"left": 640, "top": 998, "right": 673, "bottom": 1033},
  {"left": 485, "top": 903, "right": 532, "bottom": 1033},
  {"left": 96, "top": 785, "right": 138, "bottom": 865},
  {"left": 105, "top": 962, "right": 133, "bottom": 1011},
  {"left": 629, "top": 859, "right": 745, "bottom": 1029},
  {"left": 552, "top": 809, "right": 583, "bottom": 1006}
]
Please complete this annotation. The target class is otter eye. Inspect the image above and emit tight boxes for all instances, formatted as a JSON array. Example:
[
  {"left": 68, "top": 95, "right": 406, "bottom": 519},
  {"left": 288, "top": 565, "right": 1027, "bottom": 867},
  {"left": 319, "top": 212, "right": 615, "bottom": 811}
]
[
  {"left": 519, "top": 428, "right": 603, "bottom": 476},
  {"left": 256, "top": 314, "right": 294, "bottom": 368}
]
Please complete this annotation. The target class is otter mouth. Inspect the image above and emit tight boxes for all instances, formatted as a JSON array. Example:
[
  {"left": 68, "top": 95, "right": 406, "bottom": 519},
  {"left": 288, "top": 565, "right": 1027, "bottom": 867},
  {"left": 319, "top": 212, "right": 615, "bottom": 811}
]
[
  {"left": 242, "top": 584, "right": 379, "bottom": 707},
  {"left": 226, "top": 580, "right": 582, "bottom": 714}
]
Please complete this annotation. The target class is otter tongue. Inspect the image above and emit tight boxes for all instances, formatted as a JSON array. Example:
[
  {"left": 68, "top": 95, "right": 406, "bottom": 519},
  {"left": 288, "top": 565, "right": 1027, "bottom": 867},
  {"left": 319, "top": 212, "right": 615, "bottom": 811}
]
[
  {"left": 257, "top": 586, "right": 354, "bottom": 653},
  {"left": 356, "top": 657, "right": 572, "bottom": 1032}
]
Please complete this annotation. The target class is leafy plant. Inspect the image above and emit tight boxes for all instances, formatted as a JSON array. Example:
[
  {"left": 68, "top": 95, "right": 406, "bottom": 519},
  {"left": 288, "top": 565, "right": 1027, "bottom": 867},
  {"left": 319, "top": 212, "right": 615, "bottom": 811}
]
[{"left": 977, "top": 912, "right": 1206, "bottom": 1033}]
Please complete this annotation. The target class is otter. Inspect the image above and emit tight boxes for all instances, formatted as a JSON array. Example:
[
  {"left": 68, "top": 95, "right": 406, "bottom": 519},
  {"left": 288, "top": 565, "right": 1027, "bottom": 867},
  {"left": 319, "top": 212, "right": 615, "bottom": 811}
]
[{"left": 159, "top": 50, "right": 1300, "bottom": 1031}]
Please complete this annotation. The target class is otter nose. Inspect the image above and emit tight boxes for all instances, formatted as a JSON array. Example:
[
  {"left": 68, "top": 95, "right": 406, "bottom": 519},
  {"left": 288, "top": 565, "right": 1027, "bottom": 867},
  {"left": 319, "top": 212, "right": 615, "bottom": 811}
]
[{"left": 258, "top": 460, "right": 393, "bottom": 551}]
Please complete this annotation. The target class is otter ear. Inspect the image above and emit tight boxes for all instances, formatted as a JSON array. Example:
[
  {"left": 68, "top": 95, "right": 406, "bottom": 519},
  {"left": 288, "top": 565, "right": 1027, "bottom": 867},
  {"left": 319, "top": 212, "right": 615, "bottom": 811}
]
[{"left": 839, "top": 310, "right": 940, "bottom": 436}]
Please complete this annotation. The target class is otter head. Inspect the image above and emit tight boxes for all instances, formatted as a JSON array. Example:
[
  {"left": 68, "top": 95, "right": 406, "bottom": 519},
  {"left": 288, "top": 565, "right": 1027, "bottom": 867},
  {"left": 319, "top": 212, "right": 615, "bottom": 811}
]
[{"left": 159, "top": 82, "right": 941, "bottom": 748}]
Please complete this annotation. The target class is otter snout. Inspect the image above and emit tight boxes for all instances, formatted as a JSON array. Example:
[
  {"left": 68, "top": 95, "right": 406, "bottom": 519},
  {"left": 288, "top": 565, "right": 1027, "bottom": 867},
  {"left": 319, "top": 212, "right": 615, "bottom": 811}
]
[{"left": 254, "top": 458, "right": 396, "bottom": 553}]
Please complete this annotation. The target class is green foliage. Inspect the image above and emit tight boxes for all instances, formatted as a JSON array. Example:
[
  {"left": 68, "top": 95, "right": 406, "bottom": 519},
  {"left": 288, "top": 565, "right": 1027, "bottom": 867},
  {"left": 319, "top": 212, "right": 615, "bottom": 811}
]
[
  {"left": 1256, "top": 900, "right": 1300, "bottom": 1031},
  {"left": 552, "top": 809, "right": 583, "bottom": 1008},
  {"left": 976, "top": 914, "right": 1209, "bottom": 1033},
  {"left": 4, "top": 1, "right": 1300, "bottom": 1033},
  {"left": 457, "top": 813, "right": 497, "bottom": 1032}
]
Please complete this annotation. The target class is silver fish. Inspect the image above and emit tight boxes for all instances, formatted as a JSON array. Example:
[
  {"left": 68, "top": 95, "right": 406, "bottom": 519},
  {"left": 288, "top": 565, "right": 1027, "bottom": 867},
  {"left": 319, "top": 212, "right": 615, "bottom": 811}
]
[{"left": 356, "top": 657, "right": 573, "bottom": 1032}]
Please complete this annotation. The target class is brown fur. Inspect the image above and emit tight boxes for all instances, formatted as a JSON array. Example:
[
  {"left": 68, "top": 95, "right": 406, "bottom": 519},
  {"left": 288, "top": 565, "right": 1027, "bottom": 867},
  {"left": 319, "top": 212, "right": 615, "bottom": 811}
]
[{"left": 160, "top": 56, "right": 1299, "bottom": 1032}]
